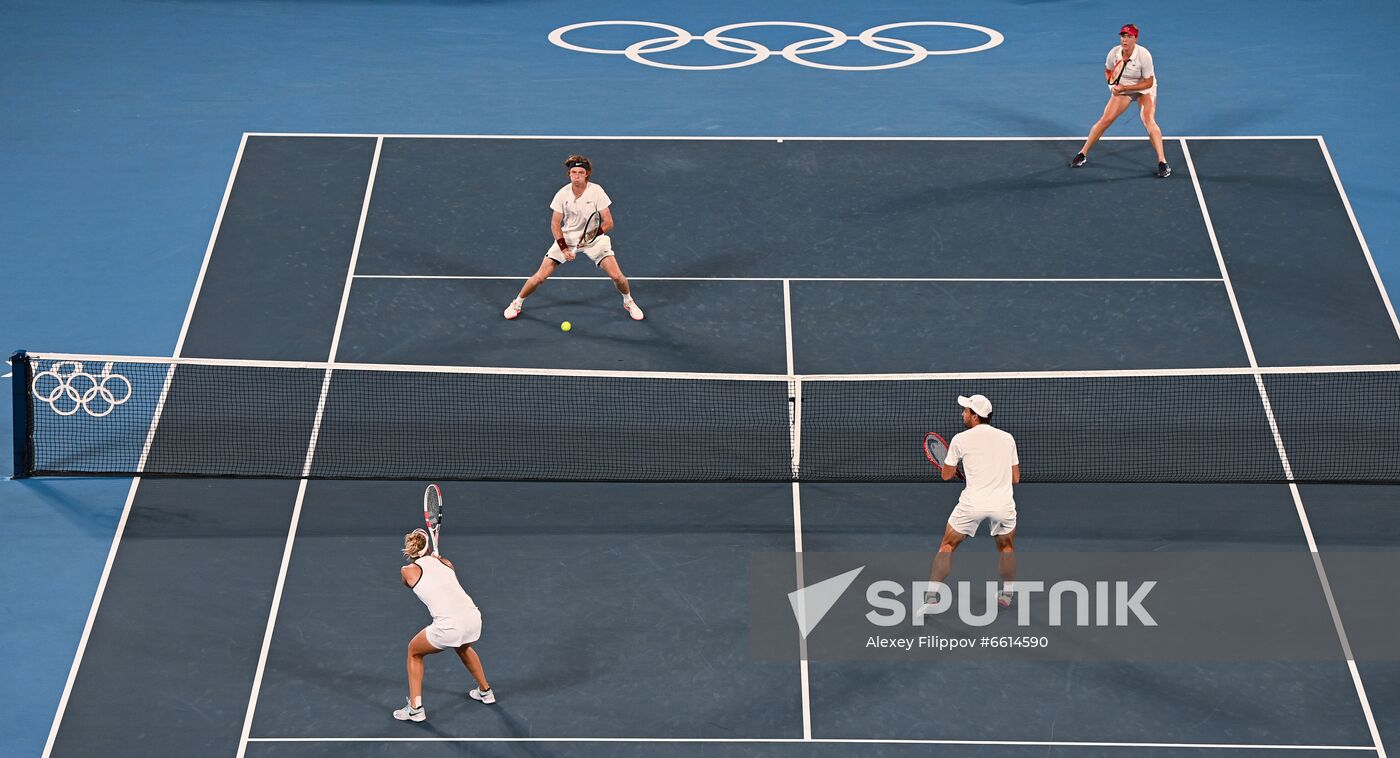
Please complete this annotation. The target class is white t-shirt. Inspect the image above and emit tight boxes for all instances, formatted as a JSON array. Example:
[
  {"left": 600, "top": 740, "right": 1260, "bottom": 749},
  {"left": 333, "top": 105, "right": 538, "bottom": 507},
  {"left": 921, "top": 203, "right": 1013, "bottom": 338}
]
[
  {"left": 1105, "top": 44, "right": 1156, "bottom": 92},
  {"left": 945, "top": 424, "right": 1019, "bottom": 509},
  {"left": 550, "top": 183, "right": 611, "bottom": 243}
]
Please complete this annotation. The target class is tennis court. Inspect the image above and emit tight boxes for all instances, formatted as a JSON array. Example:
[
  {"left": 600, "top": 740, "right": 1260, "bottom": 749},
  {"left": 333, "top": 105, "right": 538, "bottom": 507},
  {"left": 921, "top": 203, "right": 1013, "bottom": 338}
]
[{"left": 17, "top": 133, "right": 1400, "bottom": 757}]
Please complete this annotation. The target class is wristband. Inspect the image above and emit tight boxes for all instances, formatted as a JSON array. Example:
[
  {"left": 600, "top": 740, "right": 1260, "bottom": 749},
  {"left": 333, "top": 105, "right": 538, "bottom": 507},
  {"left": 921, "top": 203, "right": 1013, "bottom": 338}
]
[{"left": 556, "top": 237, "right": 568, "bottom": 252}]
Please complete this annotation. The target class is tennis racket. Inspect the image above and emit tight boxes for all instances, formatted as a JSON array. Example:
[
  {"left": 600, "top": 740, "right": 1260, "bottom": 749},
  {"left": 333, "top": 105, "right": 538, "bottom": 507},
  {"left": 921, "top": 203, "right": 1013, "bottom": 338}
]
[
  {"left": 573, "top": 211, "right": 603, "bottom": 256},
  {"left": 423, "top": 484, "right": 443, "bottom": 557},
  {"left": 1109, "top": 55, "right": 1131, "bottom": 88},
  {"left": 922, "top": 432, "right": 963, "bottom": 480}
]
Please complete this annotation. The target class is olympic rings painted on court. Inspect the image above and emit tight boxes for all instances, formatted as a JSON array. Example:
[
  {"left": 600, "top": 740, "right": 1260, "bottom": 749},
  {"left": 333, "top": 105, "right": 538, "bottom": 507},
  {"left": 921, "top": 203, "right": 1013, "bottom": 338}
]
[
  {"left": 31, "top": 361, "right": 132, "bottom": 417},
  {"left": 548, "top": 21, "right": 1005, "bottom": 71}
]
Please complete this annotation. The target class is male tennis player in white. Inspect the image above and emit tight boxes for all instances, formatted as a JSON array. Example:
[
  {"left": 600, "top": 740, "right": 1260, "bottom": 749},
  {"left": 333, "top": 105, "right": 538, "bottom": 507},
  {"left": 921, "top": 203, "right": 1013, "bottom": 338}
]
[
  {"left": 392, "top": 529, "right": 494, "bottom": 722},
  {"left": 921, "top": 395, "right": 1021, "bottom": 615},
  {"left": 1069, "top": 23, "right": 1172, "bottom": 178},
  {"left": 503, "top": 154, "right": 644, "bottom": 321}
]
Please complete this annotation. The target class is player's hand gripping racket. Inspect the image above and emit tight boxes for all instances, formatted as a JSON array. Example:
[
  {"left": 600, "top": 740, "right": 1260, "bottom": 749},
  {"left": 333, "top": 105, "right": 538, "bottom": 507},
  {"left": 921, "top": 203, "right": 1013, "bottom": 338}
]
[
  {"left": 1109, "top": 55, "right": 1131, "bottom": 90},
  {"left": 423, "top": 484, "right": 443, "bottom": 557},
  {"left": 923, "top": 432, "right": 963, "bottom": 480},
  {"left": 573, "top": 211, "right": 603, "bottom": 258}
]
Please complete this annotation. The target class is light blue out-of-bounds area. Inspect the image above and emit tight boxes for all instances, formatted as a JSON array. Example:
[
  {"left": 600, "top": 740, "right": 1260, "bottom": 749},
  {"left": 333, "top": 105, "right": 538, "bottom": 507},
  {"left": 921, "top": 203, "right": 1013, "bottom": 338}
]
[{"left": 4, "top": 0, "right": 1400, "bottom": 753}]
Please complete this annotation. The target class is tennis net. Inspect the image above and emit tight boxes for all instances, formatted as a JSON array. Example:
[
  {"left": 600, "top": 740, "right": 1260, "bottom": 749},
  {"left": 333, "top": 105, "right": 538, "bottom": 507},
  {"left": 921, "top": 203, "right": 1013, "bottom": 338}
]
[{"left": 11, "top": 351, "right": 1400, "bottom": 483}]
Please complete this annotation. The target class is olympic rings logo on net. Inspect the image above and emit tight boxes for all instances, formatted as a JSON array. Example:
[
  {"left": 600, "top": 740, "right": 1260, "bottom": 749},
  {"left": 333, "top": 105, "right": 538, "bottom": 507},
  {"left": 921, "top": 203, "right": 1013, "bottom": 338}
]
[
  {"left": 548, "top": 21, "right": 1004, "bottom": 71},
  {"left": 31, "top": 361, "right": 133, "bottom": 418}
]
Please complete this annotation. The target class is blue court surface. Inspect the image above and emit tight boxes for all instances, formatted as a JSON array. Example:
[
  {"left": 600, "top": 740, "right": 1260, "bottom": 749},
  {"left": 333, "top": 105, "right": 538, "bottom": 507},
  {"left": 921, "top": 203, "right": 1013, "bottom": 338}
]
[{"left": 5, "top": 3, "right": 1400, "bottom": 758}]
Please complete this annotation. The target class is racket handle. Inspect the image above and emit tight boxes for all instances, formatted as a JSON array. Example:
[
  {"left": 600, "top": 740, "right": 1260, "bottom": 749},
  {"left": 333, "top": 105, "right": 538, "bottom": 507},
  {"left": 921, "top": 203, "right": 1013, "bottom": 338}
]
[{"left": 556, "top": 237, "right": 568, "bottom": 252}]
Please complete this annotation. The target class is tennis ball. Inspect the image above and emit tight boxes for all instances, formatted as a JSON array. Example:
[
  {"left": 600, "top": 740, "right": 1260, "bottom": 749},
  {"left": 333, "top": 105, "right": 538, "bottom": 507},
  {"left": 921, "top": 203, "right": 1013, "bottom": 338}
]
[{"left": 561, "top": 321, "right": 572, "bottom": 332}]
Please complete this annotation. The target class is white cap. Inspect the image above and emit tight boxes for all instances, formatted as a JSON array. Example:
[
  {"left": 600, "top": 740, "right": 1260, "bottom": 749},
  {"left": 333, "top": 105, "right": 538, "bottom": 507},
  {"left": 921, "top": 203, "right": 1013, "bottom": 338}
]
[{"left": 958, "top": 394, "right": 993, "bottom": 418}]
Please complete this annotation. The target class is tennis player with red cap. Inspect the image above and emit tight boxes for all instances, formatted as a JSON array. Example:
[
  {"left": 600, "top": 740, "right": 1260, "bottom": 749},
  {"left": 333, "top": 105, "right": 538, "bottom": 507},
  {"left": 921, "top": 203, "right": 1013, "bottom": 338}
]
[
  {"left": 1069, "top": 23, "right": 1172, "bottom": 178},
  {"left": 920, "top": 394, "right": 1021, "bottom": 615}
]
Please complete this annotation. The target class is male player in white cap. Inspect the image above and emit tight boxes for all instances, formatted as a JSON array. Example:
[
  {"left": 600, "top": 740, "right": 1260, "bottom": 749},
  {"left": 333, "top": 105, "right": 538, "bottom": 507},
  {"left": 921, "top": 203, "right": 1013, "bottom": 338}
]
[{"left": 922, "top": 394, "right": 1021, "bottom": 614}]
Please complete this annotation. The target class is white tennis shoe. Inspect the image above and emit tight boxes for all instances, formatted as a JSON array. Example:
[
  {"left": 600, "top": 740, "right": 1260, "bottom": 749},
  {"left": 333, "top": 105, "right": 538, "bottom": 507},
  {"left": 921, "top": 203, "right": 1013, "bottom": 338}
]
[
  {"left": 393, "top": 698, "right": 425, "bottom": 722},
  {"left": 623, "top": 299, "right": 644, "bottom": 321},
  {"left": 997, "top": 590, "right": 1015, "bottom": 608},
  {"left": 503, "top": 299, "right": 524, "bottom": 320},
  {"left": 470, "top": 687, "right": 496, "bottom": 704}
]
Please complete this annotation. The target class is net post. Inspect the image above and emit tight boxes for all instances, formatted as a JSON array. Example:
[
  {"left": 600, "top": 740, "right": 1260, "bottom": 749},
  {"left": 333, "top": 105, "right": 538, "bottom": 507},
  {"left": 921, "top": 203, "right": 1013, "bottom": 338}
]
[{"left": 10, "top": 350, "right": 33, "bottom": 478}]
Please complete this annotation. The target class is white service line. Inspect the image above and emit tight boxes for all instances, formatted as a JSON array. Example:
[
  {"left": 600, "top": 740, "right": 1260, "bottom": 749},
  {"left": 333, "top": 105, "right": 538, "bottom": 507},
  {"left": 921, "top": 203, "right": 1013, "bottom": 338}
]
[
  {"left": 244, "top": 132, "right": 1323, "bottom": 141},
  {"left": 354, "top": 274, "right": 1224, "bottom": 283},
  {"left": 1182, "top": 138, "right": 1388, "bottom": 758},
  {"left": 243, "top": 736, "right": 1376, "bottom": 750}
]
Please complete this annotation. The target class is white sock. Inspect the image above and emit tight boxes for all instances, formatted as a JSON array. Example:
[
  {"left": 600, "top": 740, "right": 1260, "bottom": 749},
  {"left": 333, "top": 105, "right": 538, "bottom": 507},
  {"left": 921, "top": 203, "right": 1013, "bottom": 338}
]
[
  {"left": 622, "top": 294, "right": 634, "bottom": 303},
  {"left": 1002, "top": 582, "right": 1015, "bottom": 594},
  {"left": 411, "top": 696, "right": 422, "bottom": 708}
]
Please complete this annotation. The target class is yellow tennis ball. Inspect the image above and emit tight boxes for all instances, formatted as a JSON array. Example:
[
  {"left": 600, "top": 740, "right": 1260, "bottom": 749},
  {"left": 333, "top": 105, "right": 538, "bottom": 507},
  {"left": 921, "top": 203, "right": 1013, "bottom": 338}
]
[{"left": 561, "top": 321, "right": 572, "bottom": 332}]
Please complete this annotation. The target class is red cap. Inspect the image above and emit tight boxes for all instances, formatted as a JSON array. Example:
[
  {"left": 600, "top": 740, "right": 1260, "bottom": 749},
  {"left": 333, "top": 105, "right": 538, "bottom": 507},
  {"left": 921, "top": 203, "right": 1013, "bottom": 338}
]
[{"left": 1119, "top": 23, "right": 1139, "bottom": 37}]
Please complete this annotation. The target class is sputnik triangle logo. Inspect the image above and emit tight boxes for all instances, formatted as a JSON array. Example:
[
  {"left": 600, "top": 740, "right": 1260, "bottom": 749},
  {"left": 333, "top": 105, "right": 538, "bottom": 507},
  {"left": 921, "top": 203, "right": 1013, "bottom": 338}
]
[{"left": 788, "top": 566, "right": 865, "bottom": 638}]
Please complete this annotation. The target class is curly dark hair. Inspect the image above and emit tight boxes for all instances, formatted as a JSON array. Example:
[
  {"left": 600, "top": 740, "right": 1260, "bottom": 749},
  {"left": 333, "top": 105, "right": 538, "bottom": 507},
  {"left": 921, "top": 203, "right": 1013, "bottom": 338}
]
[{"left": 564, "top": 154, "right": 592, "bottom": 174}]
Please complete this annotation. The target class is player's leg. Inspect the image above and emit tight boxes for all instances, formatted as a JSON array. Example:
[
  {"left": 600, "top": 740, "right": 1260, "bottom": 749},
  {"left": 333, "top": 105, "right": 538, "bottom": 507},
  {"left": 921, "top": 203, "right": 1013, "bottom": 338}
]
[
  {"left": 920, "top": 520, "right": 972, "bottom": 615},
  {"left": 599, "top": 256, "right": 644, "bottom": 321},
  {"left": 1137, "top": 93, "right": 1171, "bottom": 176},
  {"left": 455, "top": 643, "right": 496, "bottom": 703},
  {"left": 993, "top": 527, "right": 1017, "bottom": 607},
  {"left": 505, "top": 257, "right": 560, "bottom": 319},
  {"left": 930, "top": 521, "right": 972, "bottom": 585},
  {"left": 1072, "top": 95, "right": 1133, "bottom": 166},
  {"left": 395, "top": 629, "right": 442, "bottom": 720}
]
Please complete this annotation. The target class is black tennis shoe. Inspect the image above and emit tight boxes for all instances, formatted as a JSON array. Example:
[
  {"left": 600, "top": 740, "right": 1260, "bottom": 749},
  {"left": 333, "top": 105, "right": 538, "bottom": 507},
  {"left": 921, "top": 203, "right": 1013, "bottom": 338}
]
[
  {"left": 1069, "top": 152, "right": 1088, "bottom": 168},
  {"left": 1157, "top": 162, "right": 1172, "bottom": 178}
]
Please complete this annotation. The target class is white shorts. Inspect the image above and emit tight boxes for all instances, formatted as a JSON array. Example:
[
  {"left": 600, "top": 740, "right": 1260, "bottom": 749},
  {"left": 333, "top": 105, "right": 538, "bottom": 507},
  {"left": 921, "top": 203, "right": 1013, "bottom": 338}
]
[
  {"left": 424, "top": 607, "right": 482, "bottom": 650},
  {"left": 1114, "top": 87, "right": 1157, "bottom": 102},
  {"left": 947, "top": 502, "right": 1017, "bottom": 537},
  {"left": 546, "top": 234, "right": 615, "bottom": 266}
]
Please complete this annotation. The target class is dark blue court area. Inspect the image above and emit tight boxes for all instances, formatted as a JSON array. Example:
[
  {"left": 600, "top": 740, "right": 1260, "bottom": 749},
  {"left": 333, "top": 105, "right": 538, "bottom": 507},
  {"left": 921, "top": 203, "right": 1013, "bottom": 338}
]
[{"left": 35, "top": 135, "right": 1400, "bottom": 758}]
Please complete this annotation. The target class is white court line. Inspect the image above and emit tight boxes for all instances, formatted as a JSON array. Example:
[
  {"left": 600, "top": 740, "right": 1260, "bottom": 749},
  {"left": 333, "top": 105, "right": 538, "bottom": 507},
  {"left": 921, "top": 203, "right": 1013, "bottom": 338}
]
[
  {"left": 40, "top": 478, "right": 142, "bottom": 758},
  {"left": 41, "top": 134, "right": 253, "bottom": 758},
  {"left": 28, "top": 352, "right": 1399, "bottom": 381},
  {"left": 174, "top": 134, "right": 250, "bottom": 358},
  {"left": 245, "top": 132, "right": 1322, "bottom": 141},
  {"left": 1316, "top": 136, "right": 1400, "bottom": 342},
  {"left": 1182, "top": 138, "right": 1388, "bottom": 758},
  {"left": 354, "top": 274, "right": 1225, "bottom": 283},
  {"left": 244, "top": 736, "right": 1375, "bottom": 750},
  {"left": 236, "top": 136, "right": 385, "bottom": 758},
  {"left": 140, "top": 135, "right": 253, "bottom": 472},
  {"left": 300, "top": 135, "right": 383, "bottom": 477},
  {"left": 792, "top": 479, "right": 811, "bottom": 742},
  {"left": 234, "top": 479, "right": 309, "bottom": 758},
  {"left": 782, "top": 277, "right": 811, "bottom": 739}
]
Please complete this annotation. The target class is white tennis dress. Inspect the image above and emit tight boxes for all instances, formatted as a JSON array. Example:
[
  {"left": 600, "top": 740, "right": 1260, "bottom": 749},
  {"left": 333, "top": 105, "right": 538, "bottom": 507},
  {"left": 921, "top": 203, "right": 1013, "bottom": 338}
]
[{"left": 411, "top": 556, "right": 482, "bottom": 649}]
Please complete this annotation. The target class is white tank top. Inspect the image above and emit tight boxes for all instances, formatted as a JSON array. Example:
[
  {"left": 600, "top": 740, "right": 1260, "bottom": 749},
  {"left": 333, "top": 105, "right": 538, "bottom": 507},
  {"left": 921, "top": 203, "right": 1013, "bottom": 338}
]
[{"left": 411, "top": 557, "right": 478, "bottom": 622}]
